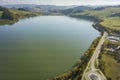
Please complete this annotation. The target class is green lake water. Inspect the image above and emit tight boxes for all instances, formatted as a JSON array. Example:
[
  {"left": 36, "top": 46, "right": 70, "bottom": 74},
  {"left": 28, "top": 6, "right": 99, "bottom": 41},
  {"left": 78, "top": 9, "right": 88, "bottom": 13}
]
[{"left": 0, "top": 16, "right": 99, "bottom": 80}]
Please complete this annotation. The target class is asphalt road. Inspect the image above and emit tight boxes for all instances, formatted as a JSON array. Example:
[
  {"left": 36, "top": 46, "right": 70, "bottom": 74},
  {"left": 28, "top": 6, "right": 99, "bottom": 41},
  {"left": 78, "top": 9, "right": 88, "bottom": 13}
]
[{"left": 82, "top": 32, "right": 108, "bottom": 80}]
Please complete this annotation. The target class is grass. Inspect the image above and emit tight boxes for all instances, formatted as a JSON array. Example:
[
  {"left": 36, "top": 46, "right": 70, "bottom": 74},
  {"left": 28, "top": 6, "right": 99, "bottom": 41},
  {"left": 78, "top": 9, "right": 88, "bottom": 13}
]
[
  {"left": 72, "top": 7, "right": 120, "bottom": 18},
  {"left": 71, "top": 6, "right": 120, "bottom": 36},
  {"left": 0, "top": 11, "right": 3, "bottom": 18},
  {"left": 102, "top": 54, "right": 120, "bottom": 80},
  {"left": 0, "top": 9, "right": 41, "bottom": 25},
  {"left": 10, "top": 9, "right": 32, "bottom": 14},
  {"left": 10, "top": 9, "right": 38, "bottom": 15},
  {"left": 94, "top": 59, "right": 98, "bottom": 68},
  {"left": 100, "top": 17, "right": 120, "bottom": 30},
  {"left": 9, "top": 9, "right": 41, "bottom": 18}
]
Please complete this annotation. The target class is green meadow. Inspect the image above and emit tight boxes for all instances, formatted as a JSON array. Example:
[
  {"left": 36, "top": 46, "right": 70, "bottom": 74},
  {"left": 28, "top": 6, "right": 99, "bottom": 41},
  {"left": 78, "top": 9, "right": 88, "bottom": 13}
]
[
  {"left": 102, "top": 54, "right": 120, "bottom": 80},
  {"left": 71, "top": 7, "right": 120, "bottom": 36}
]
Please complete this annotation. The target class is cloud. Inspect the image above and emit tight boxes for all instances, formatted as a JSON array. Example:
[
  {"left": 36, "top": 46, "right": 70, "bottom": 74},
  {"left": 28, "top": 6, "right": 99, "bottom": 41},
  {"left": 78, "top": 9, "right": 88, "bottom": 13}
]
[{"left": 0, "top": 0, "right": 120, "bottom": 5}]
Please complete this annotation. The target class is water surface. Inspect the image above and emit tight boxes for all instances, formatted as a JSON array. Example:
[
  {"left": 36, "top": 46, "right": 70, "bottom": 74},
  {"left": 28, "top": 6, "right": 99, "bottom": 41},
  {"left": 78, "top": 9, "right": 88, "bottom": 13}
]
[{"left": 0, "top": 16, "right": 99, "bottom": 80}]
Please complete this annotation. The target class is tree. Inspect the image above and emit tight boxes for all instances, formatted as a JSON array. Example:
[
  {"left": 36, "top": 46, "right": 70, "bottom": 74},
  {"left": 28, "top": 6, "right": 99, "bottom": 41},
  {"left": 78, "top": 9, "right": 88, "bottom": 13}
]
[
  {"left": 2, "top": 9, "right": 17, "bottom": 20},
  {"left": 0, "top": 6, "right": 6, "bottom": 11},
  {"left": 107, "top": 77, "right": 112, "bottom": 80}
]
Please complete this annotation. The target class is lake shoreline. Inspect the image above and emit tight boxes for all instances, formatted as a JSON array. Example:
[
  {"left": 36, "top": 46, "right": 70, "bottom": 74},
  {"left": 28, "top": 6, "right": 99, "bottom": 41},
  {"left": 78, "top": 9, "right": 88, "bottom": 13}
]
[
  {"left": 50, "top": 15, "right": 120, "bottom": 80},
  {"left": 70, "top": 15, "right": 120, "bottom": 37},
  {"left": 50, "top": 15, "right": 115, "bottom": 80},
  {"left": 0, "top": 14, "right": 41, "bottom": 25},
  {"left": 50, "top": 36, "right": 101, "bottom": 80},
  {"left": 0, "top": 16, "right": 100, "bottom": 80},
  {"left": 1, "top": 14, "right": 116, "bottom": 80},
  {"left": 0, "top": 15, "right": 103, "bottom": 80}
]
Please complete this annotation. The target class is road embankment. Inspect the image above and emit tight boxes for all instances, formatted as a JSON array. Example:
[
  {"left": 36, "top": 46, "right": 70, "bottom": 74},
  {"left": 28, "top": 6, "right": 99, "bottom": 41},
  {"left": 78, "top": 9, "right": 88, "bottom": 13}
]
[{"left": 50, "top": 36, "right": 101, "bottom": 80}]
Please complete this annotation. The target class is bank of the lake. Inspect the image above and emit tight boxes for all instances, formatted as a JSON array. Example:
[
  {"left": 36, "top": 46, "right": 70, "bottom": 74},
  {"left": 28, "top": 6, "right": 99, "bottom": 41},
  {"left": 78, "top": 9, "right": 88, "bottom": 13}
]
[
  {"left": 0, "top": 16, "right": 99, "bottom": 80},
  {"left": 51, "top": 36, "right": 101, "bottom": 80},
  {"left": 0, "top": 6, "right": 41, "bottom": 25},
  {"left": 70, "top": 7, "right": 120, "bottom": 37}
]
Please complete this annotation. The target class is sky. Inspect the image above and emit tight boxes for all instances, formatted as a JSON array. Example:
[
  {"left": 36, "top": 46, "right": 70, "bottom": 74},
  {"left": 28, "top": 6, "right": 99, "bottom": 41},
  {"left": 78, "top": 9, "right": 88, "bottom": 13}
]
[{"left": 0, "top": 0, "right": 120, "bottom": 5}]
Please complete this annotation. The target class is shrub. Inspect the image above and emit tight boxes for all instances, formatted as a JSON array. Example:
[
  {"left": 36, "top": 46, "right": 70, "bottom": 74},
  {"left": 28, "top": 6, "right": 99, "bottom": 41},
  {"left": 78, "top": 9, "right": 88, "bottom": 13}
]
[{"left": 2, "top": 9, "right": 17, "bottom": 20}]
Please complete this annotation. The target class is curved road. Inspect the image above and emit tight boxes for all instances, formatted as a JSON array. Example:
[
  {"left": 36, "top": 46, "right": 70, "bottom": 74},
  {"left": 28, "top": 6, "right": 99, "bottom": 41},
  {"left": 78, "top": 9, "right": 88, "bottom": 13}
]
[{"left": 82, "top": 32, "right": 108, "bottom": 80}]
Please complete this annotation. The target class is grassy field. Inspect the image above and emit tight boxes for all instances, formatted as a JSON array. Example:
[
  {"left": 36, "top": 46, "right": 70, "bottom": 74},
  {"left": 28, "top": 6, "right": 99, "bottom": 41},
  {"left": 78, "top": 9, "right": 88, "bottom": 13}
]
[
  {"left": 101, "top": 17, "right": 120, "bottom": 30},
  {"left": 102, "top": 54, "right": 120, "bottom": 80},
  {"left": 98, "top": 39, "right": 120, "bottom": 80},
  {"left": 71, "top": 7, "right": 120, "bottom": 36},
  {"left": 0, "top": 11, "right": 3, "bottom": 18},
  {"left": 9, "top": 9, "right": 41, "bottom": 19},
  {"left": 10, "top": 9, "right": 40, "bottom": 16},
  {"left": 73, "top": 7, "right": 120, "bottom": 17}
]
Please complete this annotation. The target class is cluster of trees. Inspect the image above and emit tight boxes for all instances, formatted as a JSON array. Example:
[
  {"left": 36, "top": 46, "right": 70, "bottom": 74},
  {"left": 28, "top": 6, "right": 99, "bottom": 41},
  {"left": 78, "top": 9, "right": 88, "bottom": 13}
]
[
  {"left": 98, "top": 40, "right": 120, "bottom": 80},
  {"left": 51, "top": 37, "right": 101, "bottom": 80},
  {"left": 106, "top": 41, "right": 120, "bottom": 63},
  {"left": 0, "top": 6, "right": 41, "bottom": 25},
  {"left": 0, "top": 6, "right": 17, "bottom": 20},
  {"left": 98, "top": 42, "right": 110, "bottom": 80},
  {"left": 0, "top": 6, "right": 6, "bottom": 11},
  {"left": 2, "top": 9, "right": 18, "bottom": 20}
]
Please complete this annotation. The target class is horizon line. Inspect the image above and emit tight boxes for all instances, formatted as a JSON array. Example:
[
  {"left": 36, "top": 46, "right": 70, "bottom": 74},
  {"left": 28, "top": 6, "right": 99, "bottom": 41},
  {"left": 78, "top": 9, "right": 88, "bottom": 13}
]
[{"left": 1, "top": 3, "right": 120, "bottom": 6}]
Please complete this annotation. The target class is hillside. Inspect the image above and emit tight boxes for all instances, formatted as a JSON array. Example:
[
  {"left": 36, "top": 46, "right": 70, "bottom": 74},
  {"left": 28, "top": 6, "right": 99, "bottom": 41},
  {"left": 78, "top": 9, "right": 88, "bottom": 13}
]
[
  {"left": 0, "top": 6, "right": 41, "bottom": 25},
  {"left": 2, "top": 4, "right": 76, "bottom": 15},
  {"left": 70, "top": 6, "right": 120, "bottom": 36},
  {"left": 0, "top": 5, "right": 120, "bottom": 80}
]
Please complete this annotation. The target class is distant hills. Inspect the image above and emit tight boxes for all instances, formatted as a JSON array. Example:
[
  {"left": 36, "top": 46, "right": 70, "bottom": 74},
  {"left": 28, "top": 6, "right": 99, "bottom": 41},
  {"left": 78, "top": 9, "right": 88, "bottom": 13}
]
[
  {"left": 2, "top": 4, "right": 78, "bottom": 14},
  {"left": 2, "top": 4, "right": 76, "bottom": 9},
  {"left": 2, "top": 4, "right": 94, "bottom": 15},
  {"left": 1, "top": 4, "right": 120, "bottom": 33},
  {"left": 3, "top": 4, "right": 120, "bottom": 15}
]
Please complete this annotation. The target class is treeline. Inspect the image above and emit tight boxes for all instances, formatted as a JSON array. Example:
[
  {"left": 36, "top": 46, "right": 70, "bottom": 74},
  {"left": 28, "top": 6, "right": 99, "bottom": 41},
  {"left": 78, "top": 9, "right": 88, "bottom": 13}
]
[
  {"left": 0, "top": 6, "right": 41, "bottom": 20},
  {"left": 0, "top": 6, "right": 41, "bottom": 25},
  {"left": 2, "top": 9, "right": 18, "bottom": 20},
  {"left": 93, "top": 23, "right": 120, "bottom": 37},
  {"left": 107, "top": 41, "right": 120, "bottom": 62},
  {"left": 98, "top": 40, "right": 120, "bottom": 80},
  {"left": 50, "top": 36, "right": 101, "bottom": 80},
  {"left": 0, "top": 6, "right": 17, "bottom": 20},
  {"left": 99, "top": 40, "right": 120, "bottom": 63}
]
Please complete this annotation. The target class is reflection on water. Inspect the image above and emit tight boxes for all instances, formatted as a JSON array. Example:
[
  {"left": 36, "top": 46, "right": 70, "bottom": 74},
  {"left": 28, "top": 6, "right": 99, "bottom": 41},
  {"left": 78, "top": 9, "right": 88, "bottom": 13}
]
[{"left": 0, "top": 16, "right": 99, "bottom": 80}]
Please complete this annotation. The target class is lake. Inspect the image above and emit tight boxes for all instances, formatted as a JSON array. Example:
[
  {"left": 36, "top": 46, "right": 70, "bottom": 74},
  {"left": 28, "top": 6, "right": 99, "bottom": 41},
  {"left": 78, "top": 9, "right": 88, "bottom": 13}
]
[{"left": 0, "top": 16, "right": 99, "bottom": 80}]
